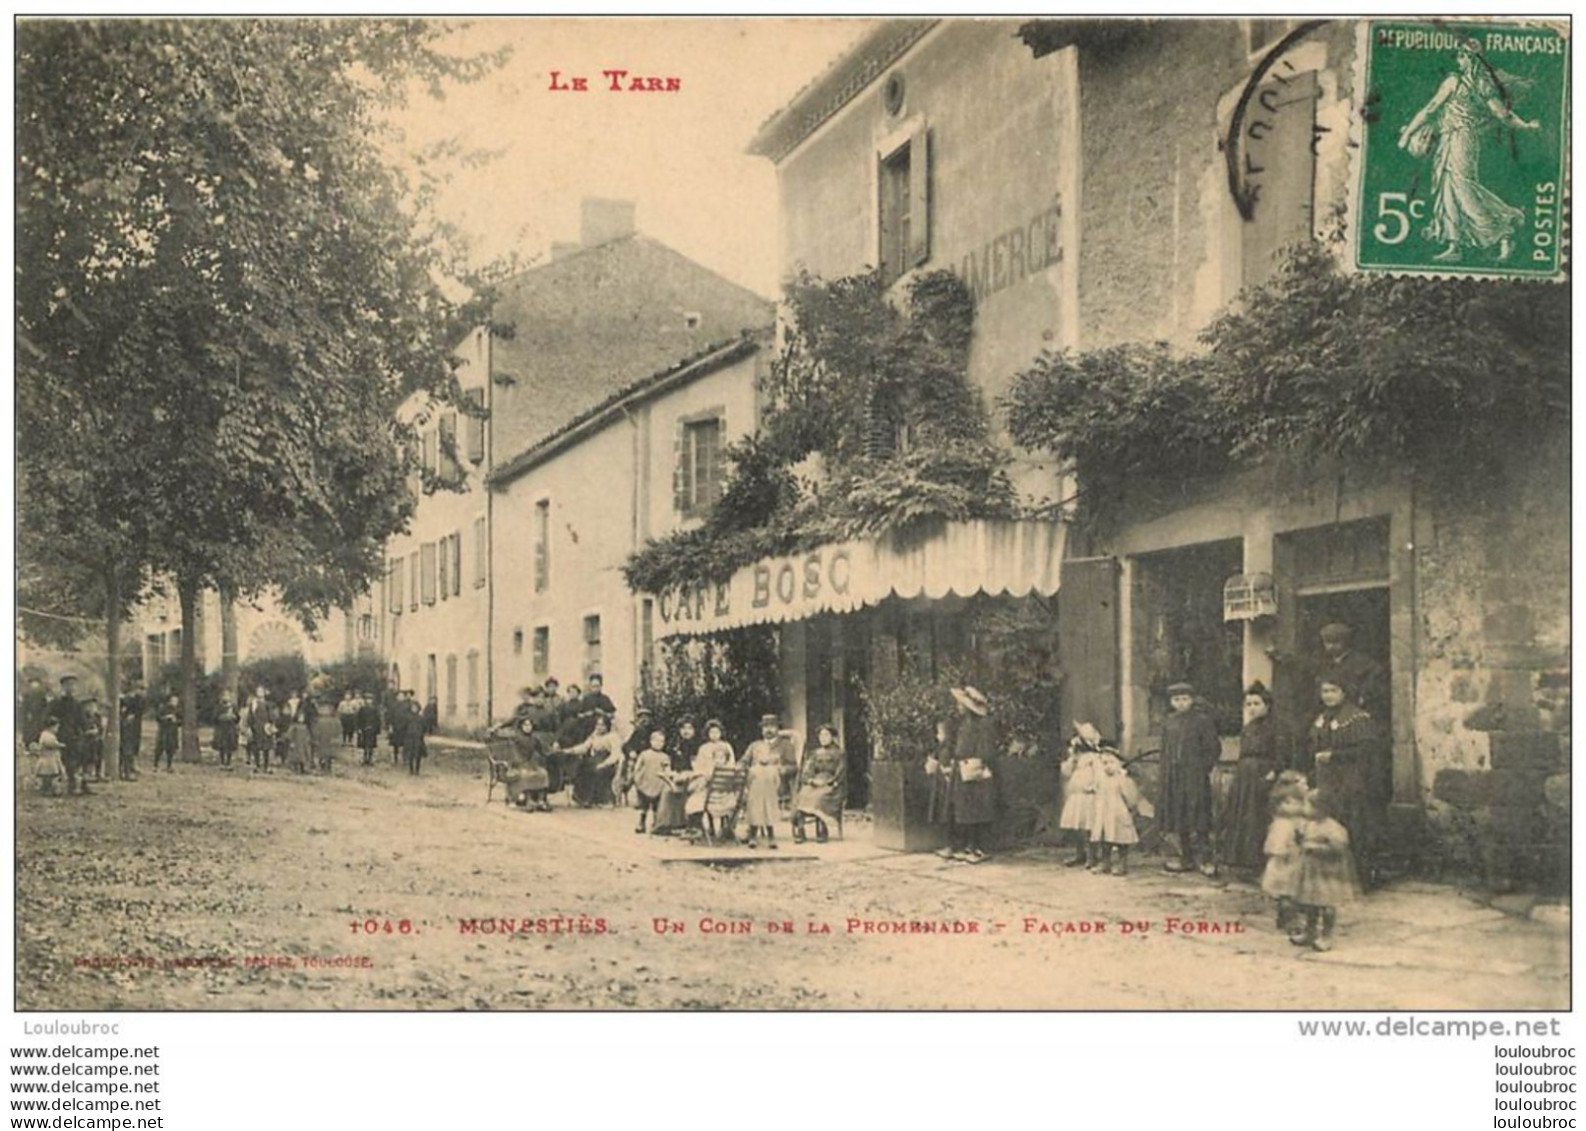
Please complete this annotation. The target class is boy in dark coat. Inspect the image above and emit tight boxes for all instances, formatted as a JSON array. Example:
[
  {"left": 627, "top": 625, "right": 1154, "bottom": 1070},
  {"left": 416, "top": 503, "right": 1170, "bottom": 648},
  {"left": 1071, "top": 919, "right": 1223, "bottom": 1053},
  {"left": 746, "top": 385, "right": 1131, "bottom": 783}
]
[
  {"left": 1159, "top": 681, "right": 1221, "bottom": 875},
  {"left": 118, "top": 685, "right": 146, "bottom": 779},
  {"left": 46, "top": 675, "right": 92, "bottom": 795}
]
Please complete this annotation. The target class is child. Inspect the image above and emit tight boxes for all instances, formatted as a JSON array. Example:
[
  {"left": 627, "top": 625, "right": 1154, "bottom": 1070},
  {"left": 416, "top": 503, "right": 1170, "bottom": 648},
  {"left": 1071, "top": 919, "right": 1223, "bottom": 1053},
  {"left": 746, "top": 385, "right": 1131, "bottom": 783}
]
[
  {"left": 630, "top": 729, "right": 672, "bottom": 835},
  {"left": 155, "top": 696, "right": 181, "bottom": 772},
  {"left": 214, "top": 693, "right": 240, "bottom": 767},
  {"left": 1291, "top": 789, "right": 1360, "bottom": 952},
  {"left": 742, "top": 733, "right": 784, "bottom": 849},
  {"left": 27, "top": 732, "right": 65, "bottom": 796},
  {"left": 687, "top": 719, "right": 737, "bottom": 840},
  {"left": 1058, "top": 723, "right": 1105, "bottom": 868},
  {"left": 1262, "top": 770, "right": 1310, "bottom": 936},
  {"left": 1090, "top": 750, "right": 1147, "bottom": 876}
]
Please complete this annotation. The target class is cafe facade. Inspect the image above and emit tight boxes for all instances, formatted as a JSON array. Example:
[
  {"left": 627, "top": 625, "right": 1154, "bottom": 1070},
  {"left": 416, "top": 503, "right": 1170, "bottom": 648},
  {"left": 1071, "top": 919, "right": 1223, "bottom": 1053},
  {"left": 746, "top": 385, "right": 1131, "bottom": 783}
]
[{"left": 716, "top": 18, "right": 1569, "bottom": 879}]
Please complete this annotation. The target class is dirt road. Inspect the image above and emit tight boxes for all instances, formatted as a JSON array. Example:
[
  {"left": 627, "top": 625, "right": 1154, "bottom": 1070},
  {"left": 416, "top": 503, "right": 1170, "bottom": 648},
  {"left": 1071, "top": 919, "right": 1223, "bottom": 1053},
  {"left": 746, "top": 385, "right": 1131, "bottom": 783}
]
[{"left": 14, "top": 751, "right": 1568, "bottom": 1010}]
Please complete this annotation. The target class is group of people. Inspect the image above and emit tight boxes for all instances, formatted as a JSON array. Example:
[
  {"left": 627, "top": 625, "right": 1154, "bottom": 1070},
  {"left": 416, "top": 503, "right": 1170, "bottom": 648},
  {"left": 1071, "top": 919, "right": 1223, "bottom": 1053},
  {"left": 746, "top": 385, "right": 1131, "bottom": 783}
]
[
  {"left": 489, "top": 677, "right": 847, "bottom": 850},
  {"left": 1057, "top": 622, "right": 1389, "bottom": 953},
  {"left": 20, "top": 674, "right": 184, "bottom": 793},
  {"left": 235, "top": 686, "right": 436, "bottom": 775}
]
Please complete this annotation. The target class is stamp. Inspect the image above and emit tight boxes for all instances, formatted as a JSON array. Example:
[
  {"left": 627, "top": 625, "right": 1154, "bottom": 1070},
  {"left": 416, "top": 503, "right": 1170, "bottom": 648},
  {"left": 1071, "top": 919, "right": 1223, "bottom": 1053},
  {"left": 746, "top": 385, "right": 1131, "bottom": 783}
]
[{"left": 1352, "top": 20, "right": 1568, "bottom": 279}]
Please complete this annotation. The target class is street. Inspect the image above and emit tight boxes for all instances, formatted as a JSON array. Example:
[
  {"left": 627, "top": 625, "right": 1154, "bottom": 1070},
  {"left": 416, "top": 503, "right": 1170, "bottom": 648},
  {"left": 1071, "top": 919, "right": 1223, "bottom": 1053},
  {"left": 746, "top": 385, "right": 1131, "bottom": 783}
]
[{"left": 16, "top": 744, "right": 1568, "bottom": 1011}]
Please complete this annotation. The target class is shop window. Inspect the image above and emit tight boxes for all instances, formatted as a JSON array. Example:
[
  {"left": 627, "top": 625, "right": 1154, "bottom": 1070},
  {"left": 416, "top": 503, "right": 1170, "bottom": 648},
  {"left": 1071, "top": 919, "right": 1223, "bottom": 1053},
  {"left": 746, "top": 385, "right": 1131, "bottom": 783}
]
[
  {"left": 1131, "top": 539, "right": 1246, "bottom": 737},
  {"left": 582, "top": 614, "right": 602, "bottom": 682},
  {"left": 534, "top": 498, "right": 550, "bottom": 593},
  {"left": 421, "top": 542, "right": 437, "bottom": 605},
  {"left": 473, "top": 517, "right": 487, "bottom": 588},
  {"left": 445, "top": 655, "right": 458, "bottom": 717},
  {"left": 465, "top": 388, "right": 486, "bottom": 463},
  {"left": 532, "top": 627, "right": 550, "bottom": 678},
  {"left": 878, "top": 123, "right": 930, "bottom": 286},
  {"left": 675, "top": 413, "right": 725, "bottom": 517}
]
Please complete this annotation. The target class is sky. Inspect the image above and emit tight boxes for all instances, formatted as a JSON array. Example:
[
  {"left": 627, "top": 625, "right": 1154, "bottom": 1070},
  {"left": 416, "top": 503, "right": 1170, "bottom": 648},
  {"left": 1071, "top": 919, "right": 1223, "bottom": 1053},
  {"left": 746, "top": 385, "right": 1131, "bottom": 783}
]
[{"left": 392, "top": 18, "right": 878, "bottom": 299}]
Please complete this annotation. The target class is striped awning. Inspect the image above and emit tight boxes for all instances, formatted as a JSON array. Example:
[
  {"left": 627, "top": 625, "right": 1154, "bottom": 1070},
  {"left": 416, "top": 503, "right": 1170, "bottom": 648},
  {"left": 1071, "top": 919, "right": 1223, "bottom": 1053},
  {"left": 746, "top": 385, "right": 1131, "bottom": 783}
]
[{"left": 653, "top": 519, "right": 1066, "bottom": 638}]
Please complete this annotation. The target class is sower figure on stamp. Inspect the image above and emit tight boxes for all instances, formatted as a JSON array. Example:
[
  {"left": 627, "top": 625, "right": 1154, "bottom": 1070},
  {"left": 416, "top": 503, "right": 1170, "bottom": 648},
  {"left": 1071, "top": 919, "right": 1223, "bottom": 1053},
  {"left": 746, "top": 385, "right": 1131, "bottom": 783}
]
[{"left": 1158, "top": 681, "right": 1220, "bottom": 875}]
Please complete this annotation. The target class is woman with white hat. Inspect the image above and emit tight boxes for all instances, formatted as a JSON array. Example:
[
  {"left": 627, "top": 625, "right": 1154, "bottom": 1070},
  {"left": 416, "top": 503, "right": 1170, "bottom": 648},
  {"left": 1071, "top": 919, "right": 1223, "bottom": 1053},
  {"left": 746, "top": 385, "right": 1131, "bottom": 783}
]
[{"left": 927, "top": 687, "right": 998, "bottom": 864}]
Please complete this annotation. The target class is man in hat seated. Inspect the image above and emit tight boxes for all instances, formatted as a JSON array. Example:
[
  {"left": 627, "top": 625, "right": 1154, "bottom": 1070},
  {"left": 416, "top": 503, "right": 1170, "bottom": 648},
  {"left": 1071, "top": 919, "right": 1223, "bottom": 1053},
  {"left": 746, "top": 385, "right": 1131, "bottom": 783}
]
[{"left": 1158, "top": 681, "right": 1220, "bottom": 875}]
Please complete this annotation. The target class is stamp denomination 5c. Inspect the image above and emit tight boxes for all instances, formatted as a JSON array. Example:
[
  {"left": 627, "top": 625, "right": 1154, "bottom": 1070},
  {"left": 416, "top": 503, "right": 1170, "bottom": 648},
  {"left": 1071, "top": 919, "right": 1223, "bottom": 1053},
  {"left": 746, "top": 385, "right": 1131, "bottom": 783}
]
[{"left": 1353, "top": 20, "right": 1568, "bottom": 280}]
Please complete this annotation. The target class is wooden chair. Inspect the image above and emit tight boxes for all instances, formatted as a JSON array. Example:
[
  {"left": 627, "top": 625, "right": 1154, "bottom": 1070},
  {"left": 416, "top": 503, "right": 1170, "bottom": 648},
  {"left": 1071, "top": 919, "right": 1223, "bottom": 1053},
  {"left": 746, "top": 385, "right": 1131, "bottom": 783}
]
[{"left": 701, "top": 765, "right": 748, "bottom": 846}]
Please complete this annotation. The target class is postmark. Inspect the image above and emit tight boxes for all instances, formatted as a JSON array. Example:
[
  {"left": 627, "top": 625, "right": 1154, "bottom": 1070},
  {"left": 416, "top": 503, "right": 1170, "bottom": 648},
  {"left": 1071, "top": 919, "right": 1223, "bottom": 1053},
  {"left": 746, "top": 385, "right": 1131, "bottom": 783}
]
[{"left": 1351, "top": 20, "right": 1568, "bottom": 280}]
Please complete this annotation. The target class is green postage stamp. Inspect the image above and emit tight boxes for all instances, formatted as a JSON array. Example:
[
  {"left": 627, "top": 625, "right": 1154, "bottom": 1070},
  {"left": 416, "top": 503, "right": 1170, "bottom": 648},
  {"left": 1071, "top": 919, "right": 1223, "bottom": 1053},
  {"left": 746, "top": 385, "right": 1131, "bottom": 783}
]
[{"left": 1353, "top": 20, "right": 1568, "bottom": 280}]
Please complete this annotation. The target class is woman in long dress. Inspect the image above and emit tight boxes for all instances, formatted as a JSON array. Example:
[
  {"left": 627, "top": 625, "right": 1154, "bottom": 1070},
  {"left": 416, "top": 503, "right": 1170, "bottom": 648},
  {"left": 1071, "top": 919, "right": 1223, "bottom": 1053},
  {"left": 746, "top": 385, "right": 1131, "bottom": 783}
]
[
  {"left": 1302, "top": 675, "right": 1385, "bottom": 889},
  {"left": 1220, "top": 681, "right": 1291, "bottom": 874},
  {"left": 1398, "top": 40, "right": 1541, "bottom": 262}
]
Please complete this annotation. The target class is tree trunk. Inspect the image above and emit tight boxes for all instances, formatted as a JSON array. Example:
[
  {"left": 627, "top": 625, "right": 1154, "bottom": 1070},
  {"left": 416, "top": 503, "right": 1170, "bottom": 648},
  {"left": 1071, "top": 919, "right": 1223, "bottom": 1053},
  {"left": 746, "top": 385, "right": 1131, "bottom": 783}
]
[
  {"left": 220, "top": 584, "right": 239, "bottom": 699},
  {"left": 103, "top": 566, "right": 121, "bottom": 777},
  {"left": 178, "top": 577, "right": 201, "bottom": 762}
]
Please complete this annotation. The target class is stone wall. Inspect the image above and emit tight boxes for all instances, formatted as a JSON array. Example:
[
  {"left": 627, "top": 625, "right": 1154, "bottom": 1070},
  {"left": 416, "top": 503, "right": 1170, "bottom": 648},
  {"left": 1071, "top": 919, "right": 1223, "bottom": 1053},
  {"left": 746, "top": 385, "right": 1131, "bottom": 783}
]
[{"left": 1415, "top": 431, "right": 1570, "bottom": 892}]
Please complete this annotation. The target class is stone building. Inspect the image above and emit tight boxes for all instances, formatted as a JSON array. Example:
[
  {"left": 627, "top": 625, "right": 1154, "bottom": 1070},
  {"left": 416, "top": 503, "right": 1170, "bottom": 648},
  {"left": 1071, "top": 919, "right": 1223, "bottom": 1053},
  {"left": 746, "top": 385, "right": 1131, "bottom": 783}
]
[{"left": 714, "top": 18, "right": 1567, "bottom": 880}]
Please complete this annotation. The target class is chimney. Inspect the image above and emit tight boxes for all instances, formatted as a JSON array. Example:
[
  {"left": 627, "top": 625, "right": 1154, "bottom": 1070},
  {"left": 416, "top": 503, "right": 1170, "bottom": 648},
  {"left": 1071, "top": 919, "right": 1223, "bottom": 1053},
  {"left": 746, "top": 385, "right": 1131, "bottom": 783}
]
[
  {"left": 550, "top": 241, "right": 582, "bottom": 262},
  {"left": 580, "top": 197, "right": 636, "bottom": 248}
]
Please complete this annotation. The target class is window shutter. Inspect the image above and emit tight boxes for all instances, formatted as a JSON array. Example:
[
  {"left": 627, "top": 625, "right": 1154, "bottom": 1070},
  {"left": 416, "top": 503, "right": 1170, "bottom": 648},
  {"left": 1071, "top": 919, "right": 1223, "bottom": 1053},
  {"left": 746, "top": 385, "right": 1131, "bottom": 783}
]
[
  {"left": 673, "top": 418, "right": 690, "bottom": 513},
  {"left": 439, "top": 413, "right": 460, "bottom": 480},
  {"left": 438, "top": 539, "right": 449, "bottom": 601},
  {"left": 451, "top": 534, "right": 462, "bottom": 596},
  {"left": 465, "top": 389, "right": 486, "bottom": 463},
  {"left": 908, "top": 125, "right": 931, "bottom": 267}
]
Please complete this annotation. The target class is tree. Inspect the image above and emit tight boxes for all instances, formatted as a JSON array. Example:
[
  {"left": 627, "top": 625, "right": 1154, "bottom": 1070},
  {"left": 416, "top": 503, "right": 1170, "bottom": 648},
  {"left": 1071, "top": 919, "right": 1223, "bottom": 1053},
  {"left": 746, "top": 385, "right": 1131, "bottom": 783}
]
[{"left": 17, "top": 20, "right": 506, "bottom": 758}]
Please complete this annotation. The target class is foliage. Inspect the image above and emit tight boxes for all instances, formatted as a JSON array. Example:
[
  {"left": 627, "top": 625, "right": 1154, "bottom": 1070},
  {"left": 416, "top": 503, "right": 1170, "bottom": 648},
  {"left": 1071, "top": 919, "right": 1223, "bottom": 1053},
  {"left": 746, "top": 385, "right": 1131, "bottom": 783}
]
[
  {"left": 859, "top": 663, "right": 958, "bottom": 763},
  {"left": 1004, "top": 241, "right": 1571, "bottom": 516},
  {"left": 16, "top": 20, "right": 506, "bottom": 753},
  {"left": 625, "top": 268, "right": 1013, "bottom": 594},
  {"left": 236, "top": 654, "right": 311, "bottom": 704},
  {"left": 635, "top": 627, "right": 782, "bottom": 751},
  {"left": 312, "top": 657, "right": 391, "bottom": 699}
]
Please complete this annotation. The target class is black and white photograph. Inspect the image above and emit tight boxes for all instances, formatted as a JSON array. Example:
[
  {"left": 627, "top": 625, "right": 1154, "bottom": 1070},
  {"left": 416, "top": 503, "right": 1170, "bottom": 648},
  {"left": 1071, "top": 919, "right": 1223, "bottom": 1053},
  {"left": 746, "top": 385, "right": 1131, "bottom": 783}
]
[{"left": 11, "top": 7, "right": 1572, "bottom": 1045}]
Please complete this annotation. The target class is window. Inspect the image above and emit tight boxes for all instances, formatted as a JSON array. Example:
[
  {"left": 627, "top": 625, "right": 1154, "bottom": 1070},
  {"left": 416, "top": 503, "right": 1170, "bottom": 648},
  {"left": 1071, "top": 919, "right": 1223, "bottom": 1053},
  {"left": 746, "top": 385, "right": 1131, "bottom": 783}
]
[
  {"left": 450, "top": 532, "right": 462, "bottom": 597},
  {"left": 421, "top": 429, "right": 438, "bottom": 476},
  {"left": 466, "top": 651, "right": 480, "bottom": 718},
  {"left": 387, "top": 558, "right": 403, "bottom": 614},
  {"left": 409, "top": 552, "right": 420, "bottom": 612},
  {"left": 473, "top": 517, "right": 487, "bottom": 587},
  {"left": 676, "top": 414, "right": 725, "bottom": 516},
  {"left": 582, "top": 614, "right": 602, "bottom": 682},
  {"left": 533, "top": 499, "right": 550, "bottom": 593},
  {"left": 878, "top": 124, "right": 929, "bottom": 286},
  {"left": 421, "top": 542, "right": 437, "bottom": 605},
  {"left": 512, "top": 627, "right": 524, "bottom": 655},
  {"left": 1246, "top": 18, "right": 1292, "bottom": 56},
  {"left": 1235, "top": 70, "right": 1319, "bottom": 289},
  {"left": 439, "top": 412, "right": 460, "bottom": 480},
  {"left": 465, "top": 389, "right": 486, "bottom": 463},
  {"left": 358, "top": 614, "right": 375, "bottom": 642},
  {"left": 445, "top": 655, "right": 458, "bottom": 718},
  {"left": 532, "top": 626, "right": 550, "bottom": 678}
]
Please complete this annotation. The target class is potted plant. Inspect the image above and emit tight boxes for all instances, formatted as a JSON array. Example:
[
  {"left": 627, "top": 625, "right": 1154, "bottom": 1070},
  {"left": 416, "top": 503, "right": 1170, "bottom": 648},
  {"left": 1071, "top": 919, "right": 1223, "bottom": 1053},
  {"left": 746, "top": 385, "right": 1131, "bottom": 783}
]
[{"left": 861, "top": 669, "right": 954, "bottom": 852}]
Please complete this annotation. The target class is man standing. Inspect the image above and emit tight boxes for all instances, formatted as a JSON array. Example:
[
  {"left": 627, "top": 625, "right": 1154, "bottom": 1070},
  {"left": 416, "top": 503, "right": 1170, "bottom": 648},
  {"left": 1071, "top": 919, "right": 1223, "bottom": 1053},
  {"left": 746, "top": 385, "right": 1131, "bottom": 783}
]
[
  {"left": 45, "top": 674, "right": 92, "bottom": 796},
  {"left": 1316, "top": 623, "right": 1387, "bottom": 720},
  {"left": 118, "top": 683, "right": 146, "bottom": 780},
  {"left": 245, "top": 686, "right": 274, "bottom": 773}
]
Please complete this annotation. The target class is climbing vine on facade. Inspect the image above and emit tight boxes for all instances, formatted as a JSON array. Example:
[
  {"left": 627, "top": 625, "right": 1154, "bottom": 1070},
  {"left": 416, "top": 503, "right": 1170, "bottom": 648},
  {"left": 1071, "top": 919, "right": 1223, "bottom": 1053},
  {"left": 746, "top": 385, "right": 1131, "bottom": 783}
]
[{"left": 624, "top": 268, "right": 1017, "bottom": 594}]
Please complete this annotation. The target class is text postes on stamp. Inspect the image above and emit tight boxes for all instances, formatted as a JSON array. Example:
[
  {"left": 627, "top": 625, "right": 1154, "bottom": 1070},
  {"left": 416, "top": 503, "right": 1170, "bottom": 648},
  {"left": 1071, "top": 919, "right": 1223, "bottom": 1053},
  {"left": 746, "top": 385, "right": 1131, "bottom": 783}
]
[{"left": 1353, "top": 20, "right": 1568, "bottom": 280}]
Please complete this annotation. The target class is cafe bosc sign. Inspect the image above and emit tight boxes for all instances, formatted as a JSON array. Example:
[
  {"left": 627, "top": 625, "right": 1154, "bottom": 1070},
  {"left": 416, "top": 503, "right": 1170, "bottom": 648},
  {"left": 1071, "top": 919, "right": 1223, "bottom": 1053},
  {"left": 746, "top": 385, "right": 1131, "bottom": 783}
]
[
  {"left": 651, "top": 520, "right": 1069, "bottom": 639},
  {"left": 655, "top": 543, "right": 861, "bottom": 638}
]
